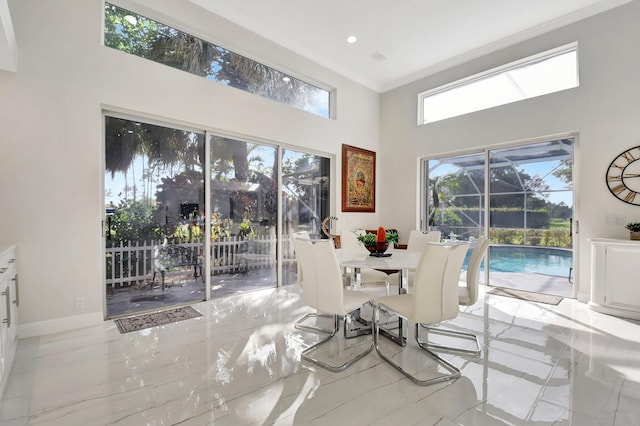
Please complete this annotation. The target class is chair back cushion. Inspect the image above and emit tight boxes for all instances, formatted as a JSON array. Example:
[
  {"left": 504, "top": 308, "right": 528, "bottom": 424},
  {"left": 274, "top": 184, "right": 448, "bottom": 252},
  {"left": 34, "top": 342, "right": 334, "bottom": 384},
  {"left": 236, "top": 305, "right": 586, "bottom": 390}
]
[
  {"left": 463, "top": 237, "right": 491, "bottom": 305},
  {"left": 412, "top": 243, "right": 469, "bottom": 323},
  {"left": 406, "top": 230, "right": 441, "bottom": 254},
  {"left": 293, "top": 238, "right": 344, "bottom": 314}
]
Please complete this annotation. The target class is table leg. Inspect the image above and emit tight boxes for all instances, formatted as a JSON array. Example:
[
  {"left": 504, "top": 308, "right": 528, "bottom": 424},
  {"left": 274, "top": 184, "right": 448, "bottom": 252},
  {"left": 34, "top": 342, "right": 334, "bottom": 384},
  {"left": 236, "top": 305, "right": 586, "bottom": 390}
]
[{"left": 353, "top": 267, "right": 362, "bottom": 290}]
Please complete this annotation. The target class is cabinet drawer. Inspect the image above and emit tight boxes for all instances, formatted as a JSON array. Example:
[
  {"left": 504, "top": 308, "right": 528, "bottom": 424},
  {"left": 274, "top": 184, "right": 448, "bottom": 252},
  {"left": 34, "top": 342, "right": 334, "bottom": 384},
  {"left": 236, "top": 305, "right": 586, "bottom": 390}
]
[{"left": 0, "top": 249, "right": 16, "bottom": 284}]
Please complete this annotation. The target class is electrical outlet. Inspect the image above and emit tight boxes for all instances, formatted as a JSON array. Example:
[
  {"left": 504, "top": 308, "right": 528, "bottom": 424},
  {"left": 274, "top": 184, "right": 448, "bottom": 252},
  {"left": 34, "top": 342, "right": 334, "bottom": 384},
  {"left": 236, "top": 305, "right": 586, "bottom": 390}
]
[{"left": 75, "top": 296, "right": 85, "bottom": 309}]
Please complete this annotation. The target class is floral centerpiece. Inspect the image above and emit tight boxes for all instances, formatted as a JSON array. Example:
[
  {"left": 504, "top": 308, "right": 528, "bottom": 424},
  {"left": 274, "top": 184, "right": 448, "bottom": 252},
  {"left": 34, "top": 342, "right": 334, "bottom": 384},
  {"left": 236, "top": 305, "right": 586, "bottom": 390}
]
[{"left": 357, "top": 227, "right": 398, "bottom": 256}]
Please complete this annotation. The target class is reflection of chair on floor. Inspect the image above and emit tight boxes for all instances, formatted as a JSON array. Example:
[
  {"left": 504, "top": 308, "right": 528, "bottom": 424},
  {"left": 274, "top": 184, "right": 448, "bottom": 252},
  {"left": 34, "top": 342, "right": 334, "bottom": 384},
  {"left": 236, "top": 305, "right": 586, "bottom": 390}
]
[
  {"left": 422, "top": 236, "right": 490, "bottom": 355},
  {"left": 293, "top": 237, "right": 374, "bottom": 372},
  {"left": 373, "top": 242, "right": 469, "bottom": 385}
]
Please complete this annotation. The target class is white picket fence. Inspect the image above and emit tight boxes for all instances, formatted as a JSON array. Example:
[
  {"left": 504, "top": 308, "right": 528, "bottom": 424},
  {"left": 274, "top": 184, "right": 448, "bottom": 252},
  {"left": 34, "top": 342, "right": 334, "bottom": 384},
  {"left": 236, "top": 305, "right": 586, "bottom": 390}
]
[{"left": 105, "top": 235, "right": 292, "bottom": 288}]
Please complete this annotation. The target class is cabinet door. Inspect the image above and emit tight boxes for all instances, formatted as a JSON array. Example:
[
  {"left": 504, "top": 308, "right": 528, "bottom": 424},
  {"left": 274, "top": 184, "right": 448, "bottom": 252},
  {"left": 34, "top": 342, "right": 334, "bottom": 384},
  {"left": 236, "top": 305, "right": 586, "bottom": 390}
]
[
  {"left": 7, "top": 274, "right": 17, "bottom": 345},
  {"left": 605, "top": 246, "right": 640, "bottom": 310}
]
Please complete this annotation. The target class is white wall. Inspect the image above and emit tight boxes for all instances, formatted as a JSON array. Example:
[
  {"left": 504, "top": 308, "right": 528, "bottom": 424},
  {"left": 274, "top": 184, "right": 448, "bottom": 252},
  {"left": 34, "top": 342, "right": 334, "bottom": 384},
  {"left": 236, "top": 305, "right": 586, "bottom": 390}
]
[
  {"left": 0, "top": 0, "right": 380, "bottom": 335},
  {"left": 379, "top": 0, "right": 640, "bottom": 302}
]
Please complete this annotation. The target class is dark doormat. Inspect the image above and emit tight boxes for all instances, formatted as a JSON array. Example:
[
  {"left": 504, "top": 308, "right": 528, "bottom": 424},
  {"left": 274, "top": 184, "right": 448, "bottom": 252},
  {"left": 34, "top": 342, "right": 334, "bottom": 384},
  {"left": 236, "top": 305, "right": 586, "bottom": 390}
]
[
  {"left": 114, "top": 306, "right": 202, "bottom": 333},
  {"left": 487, "top": 287, "right": 563, "bottom": 306}
]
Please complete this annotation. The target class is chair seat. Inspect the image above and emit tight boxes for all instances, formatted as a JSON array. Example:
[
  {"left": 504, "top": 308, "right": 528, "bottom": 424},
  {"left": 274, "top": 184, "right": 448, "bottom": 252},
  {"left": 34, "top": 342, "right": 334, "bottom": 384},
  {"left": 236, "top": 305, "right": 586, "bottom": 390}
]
[
  {"left": 343, "top": 289, "right": 375, "bottom": 314},
  {"left": 375, "top": 294, "right": 413, "bottom": 319},
  {"left": 360, "top": 268, "right": 388, "bottom": 283}
]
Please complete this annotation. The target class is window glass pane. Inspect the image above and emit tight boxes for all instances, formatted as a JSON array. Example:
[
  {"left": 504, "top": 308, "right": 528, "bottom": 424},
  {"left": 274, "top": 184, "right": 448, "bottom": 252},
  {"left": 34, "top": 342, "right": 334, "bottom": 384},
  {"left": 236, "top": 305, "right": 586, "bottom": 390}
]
[
  {"left": 281, "top": 149, "right": 331, "bottom": 285},
  {"left": 104, "top": 3, "right": 330, "bottom": 118},
  {"left": 209, "top": 136, "right": 278, "bottom": 292},
  {"left": 420, "top": 46, "right": 578, "bottom": 124},
  {"left": 489, "top": 139, "right": 573, "bottom": 248},
  {"left": 105, "top": 117, "right": 206, "bottom": 318},
  {"left": 427, "top": 152, "right": 486, "bottom": 241},
  {"left": 508, "top": 51, "right": 578, "bottom": 98}
]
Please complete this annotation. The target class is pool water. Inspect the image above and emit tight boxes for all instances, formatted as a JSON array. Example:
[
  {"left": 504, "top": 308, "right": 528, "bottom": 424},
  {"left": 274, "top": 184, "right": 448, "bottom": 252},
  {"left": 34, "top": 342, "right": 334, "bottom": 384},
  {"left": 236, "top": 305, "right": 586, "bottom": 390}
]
[{"left": 464, "top": 245, "right": 573, "bottom": 277}]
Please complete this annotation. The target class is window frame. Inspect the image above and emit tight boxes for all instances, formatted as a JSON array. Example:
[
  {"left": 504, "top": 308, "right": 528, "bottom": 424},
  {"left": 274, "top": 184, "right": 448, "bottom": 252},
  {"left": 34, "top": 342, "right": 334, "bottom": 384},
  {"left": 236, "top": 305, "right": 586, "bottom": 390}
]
[
  {"left": 103, "top": 2, "right": 333, "bottom": 119},
  {"left": 417, "top": 42, "right": 579, "bottom": 125}
]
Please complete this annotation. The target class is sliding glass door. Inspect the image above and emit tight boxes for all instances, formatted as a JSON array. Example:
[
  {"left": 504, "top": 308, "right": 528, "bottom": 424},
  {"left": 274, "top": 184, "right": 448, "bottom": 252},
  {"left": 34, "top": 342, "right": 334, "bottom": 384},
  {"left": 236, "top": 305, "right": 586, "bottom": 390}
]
[
  {"left": 208, "top": 136, "right": 279, "bottom": 296},
  {"left": 488, "top": 139, "right": 574, "bottom": 296},
  {"left": 105, "top": 116, "right": 206, "bottom": 318},
  {"left": 281, "top": 149, "right": 331, "bottom": 285},
  {"left": 423, "top": 138, "right": 574, "bottom": 296},
  {"left": 105, "top": 115, "right": 332, "bottom": 318}
]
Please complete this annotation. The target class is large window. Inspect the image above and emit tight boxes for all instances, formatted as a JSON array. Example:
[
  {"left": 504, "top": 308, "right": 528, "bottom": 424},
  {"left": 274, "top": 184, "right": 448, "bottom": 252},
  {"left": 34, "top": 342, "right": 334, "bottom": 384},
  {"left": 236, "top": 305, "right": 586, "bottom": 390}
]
[
  {"left": 423, "top": 138, "right": 574, "bottom": 297},
  {"left": 104, "top": 115, "right": 332, "bottom": 317},
  {"left": 418, "top": 44, "right": 578, "bottom": 124},
  {"left": 104, "top": 3, "right": 331, "bottom": 118}
]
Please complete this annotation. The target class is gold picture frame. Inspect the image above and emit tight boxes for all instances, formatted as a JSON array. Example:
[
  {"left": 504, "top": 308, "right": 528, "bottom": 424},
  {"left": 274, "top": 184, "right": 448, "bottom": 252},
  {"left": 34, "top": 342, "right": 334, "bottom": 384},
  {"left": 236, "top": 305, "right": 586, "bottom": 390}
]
[{"left": 342, "top": 144, "right": 376, "bottom": 212}]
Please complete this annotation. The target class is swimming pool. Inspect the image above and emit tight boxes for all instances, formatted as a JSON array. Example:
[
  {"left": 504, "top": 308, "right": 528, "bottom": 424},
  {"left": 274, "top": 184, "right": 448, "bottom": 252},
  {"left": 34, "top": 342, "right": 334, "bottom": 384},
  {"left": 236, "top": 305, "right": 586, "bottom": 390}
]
[{"left": 466, "top": 245, "right": 573, "bottom": 276}]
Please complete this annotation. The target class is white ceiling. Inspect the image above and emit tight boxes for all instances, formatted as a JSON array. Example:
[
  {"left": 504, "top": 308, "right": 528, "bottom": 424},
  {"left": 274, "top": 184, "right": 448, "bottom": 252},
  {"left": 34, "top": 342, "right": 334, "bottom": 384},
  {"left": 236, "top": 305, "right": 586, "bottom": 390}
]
[{"left": 190, "top": 0, "right": 631, "bottom": 93}]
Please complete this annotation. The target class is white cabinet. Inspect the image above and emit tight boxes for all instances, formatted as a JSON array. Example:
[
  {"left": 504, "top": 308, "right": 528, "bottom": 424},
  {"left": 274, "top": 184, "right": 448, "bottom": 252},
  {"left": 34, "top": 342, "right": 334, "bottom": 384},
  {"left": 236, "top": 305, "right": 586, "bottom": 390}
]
[
  {"left": 0, "top": 244, "right": 18, "bottom": 399},
  {"left": 590, "top": 238, "right": 640, "bottom": 320}
]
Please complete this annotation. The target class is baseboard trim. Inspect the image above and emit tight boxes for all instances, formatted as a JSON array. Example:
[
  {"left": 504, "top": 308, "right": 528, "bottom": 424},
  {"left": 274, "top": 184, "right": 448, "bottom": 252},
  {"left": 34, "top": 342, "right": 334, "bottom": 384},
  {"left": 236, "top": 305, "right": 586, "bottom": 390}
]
[
  {"left": 577, "top": 291, "right": 590, "bottom": 303},
  {"left": 18, "top": 312, "right": 104, "bottom": 338}
]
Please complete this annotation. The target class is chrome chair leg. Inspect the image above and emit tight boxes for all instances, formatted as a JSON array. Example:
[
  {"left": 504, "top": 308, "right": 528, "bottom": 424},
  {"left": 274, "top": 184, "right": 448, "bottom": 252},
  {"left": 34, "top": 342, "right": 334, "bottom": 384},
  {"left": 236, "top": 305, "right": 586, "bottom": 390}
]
[
  {"left": 294, "top": 312, "right": 334, "bottom": 334},
  {"left": 301, "top": 314, "right": 374, "bottom": 372},
  {"left": 373, "top": 304, "right": 460, "bottom": 386},
  {"left": 343, "top": 302, "right": 375, "bottom": 339},
  {"left": 420, "top": 324, "right": 481, "bottom": 355}
]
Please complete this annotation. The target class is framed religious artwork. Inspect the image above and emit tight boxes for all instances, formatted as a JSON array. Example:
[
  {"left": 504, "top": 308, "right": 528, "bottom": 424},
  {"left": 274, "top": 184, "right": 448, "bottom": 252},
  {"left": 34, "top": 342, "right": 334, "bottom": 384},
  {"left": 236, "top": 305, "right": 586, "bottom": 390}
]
[{"left": 342, "top": 144, "right": 376, "bottom": 212}]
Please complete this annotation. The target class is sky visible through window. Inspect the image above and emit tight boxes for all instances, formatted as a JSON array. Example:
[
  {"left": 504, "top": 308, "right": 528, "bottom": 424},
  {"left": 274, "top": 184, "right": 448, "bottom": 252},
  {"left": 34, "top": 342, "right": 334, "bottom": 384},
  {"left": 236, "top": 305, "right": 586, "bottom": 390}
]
[
  {"left": 421, "top": 47, "right": 578, "bottom": 124},
  {"left": 429, "top": 160, "right": 572, "bottom": 206}
]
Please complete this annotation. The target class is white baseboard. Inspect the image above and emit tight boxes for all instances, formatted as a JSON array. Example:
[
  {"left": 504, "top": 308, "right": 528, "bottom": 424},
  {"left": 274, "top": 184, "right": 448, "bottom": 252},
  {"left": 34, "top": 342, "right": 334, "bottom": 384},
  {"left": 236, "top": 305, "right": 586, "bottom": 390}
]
[
  {"left": 577, "top": 290, "right": 590, "bottom": 303},
  {"left": 18, "top": 312, "right": 104, "bottom": 338}
]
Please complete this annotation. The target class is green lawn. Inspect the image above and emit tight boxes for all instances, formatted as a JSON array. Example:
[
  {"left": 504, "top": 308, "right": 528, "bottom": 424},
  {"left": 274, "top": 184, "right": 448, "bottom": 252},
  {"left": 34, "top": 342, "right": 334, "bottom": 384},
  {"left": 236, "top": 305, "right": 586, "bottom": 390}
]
[{"left": 549, "top": 218, "right": 571, "bottom": 230}]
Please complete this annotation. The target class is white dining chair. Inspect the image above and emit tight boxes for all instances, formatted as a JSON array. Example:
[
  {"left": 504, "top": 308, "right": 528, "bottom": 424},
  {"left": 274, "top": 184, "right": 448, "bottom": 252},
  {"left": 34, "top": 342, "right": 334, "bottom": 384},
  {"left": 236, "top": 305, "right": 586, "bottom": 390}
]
[
  {"left": 421, "top": 237, "right": 490, "bottom": 355},
  {"left": 458, "top": 237, "right": 490, "bottom": 307},
  {"left": 293, "top": 237, "right": 374, "bottom": 372},
  {"left": 385, "top": 230, "right": 441, "bottom": 291},
  {"left": 291, "top": 232, "right": 335, "bottom": 334},
  {"left": 373, "top": 242, "right": 469, "bottom": 385}
]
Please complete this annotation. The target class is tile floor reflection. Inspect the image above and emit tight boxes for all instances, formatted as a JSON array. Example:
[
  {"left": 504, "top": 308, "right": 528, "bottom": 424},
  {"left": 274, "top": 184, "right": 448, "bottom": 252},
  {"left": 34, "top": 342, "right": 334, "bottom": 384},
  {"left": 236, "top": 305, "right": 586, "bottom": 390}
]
[{"left": 1, "top": 285, "right": 639, "bottom": 425}]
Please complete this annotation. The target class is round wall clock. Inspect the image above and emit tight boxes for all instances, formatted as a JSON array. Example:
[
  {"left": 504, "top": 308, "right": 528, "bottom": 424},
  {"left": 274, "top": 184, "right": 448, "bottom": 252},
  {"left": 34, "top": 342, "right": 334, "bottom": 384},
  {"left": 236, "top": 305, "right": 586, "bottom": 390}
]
[{"left": 606, "top": 146, "right": 640, "bottom": 205}]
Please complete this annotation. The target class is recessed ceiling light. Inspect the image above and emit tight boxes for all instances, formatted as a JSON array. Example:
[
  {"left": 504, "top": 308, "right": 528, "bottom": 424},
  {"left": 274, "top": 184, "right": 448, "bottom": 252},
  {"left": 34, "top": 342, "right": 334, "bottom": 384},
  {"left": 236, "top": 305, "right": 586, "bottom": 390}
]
[{"left": 346, "top": 35, "right": 358, "bottom": 44}]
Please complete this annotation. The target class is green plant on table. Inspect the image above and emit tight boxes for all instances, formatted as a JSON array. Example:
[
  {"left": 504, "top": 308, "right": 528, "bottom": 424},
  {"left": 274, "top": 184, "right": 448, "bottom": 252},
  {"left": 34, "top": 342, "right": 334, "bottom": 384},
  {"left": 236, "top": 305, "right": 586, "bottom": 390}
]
[{"left": 357, "top": 230, "right": 398, "bottom": 245}]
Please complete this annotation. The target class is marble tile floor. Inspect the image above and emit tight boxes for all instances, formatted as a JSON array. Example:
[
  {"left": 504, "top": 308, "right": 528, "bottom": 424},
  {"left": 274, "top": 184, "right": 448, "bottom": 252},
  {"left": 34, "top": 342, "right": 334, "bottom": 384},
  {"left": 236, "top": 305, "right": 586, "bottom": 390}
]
[
  {"left": 1, "top": 284, "right": 639, "bottom": 425},
  {"left": 106, "top": 269, "right": 282, "bottom": 318}
]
